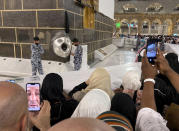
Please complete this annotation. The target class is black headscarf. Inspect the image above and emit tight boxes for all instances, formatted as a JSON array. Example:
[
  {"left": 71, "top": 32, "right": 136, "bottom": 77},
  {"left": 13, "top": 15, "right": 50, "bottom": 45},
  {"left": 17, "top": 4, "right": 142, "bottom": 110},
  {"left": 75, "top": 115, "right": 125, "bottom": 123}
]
[
  {"left": 41, "top": 73, "right": 65, "bottom": 126},
  {"left": 41, "top": 73, "right": 65, "bottom": 103},
  {"left": 111, "top": 93, "right": 136, "bottom": 129}
]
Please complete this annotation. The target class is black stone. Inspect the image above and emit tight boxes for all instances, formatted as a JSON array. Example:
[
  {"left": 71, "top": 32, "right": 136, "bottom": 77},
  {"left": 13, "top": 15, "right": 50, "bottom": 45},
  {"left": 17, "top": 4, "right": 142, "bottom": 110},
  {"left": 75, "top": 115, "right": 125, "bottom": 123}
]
[
  {"left": 17, "top": 29, "right": 34, "bottom": 43},
  {"left": 24, "top": 0, "right": 56, "bottom": 9},
  {"left": 5, "top": 0, "right": 22, "bottom": 10},
  {"left": 41, "top": 45, "right": 68, "bottom": 62},
  {"left": 38, "top": 10, "right": 65, "bottom": 28},
  {"left": 0, "top": 28, "right": 16, "bottom": 42},
  {"left": 3, "top": 11, "right": 36, "bottom": 27}
]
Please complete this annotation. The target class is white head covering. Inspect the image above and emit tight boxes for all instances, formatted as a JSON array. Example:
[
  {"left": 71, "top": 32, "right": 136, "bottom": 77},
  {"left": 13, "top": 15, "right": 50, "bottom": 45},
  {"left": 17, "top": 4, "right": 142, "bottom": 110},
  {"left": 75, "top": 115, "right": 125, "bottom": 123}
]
[
  {"left": 73, "top": 68, "right": 114, "bottom": 101},
  {"left": 136, "top": 108, "right": 169, "bottom": 131},
  {"left": 122, "top": 70, "right": 141, "bottom": 90},
  {"left": 71, "top": 89, "right": 111, "bottom": 118}
]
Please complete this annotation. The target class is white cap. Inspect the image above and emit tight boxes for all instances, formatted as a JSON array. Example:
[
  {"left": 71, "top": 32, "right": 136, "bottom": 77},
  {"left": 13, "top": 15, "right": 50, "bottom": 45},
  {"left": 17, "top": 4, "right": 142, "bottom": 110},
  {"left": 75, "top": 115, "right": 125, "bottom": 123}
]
[{"left": 122, "top": 70, "right": 141, "bottom": 90}]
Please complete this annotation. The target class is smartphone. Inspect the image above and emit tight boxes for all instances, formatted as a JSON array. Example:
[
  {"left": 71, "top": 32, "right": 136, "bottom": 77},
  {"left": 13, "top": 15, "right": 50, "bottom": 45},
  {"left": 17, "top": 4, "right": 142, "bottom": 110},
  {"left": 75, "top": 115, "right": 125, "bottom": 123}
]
[
  {"left": 26, "top": 83, "right": 40, "bottom": 111},
  {"left": 146, "top": 39, "right": 157, "bottom": 64}
]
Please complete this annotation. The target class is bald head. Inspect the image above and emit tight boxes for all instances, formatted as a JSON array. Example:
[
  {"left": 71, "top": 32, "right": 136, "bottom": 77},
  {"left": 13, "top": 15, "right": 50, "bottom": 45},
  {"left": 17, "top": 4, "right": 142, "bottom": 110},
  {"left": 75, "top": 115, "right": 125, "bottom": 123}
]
[
  {"left": 0, "top": 82, "right": 28, "bottom": 130},
  {"left": 48, "top": 118, "right": 115, "bottom": 131}
]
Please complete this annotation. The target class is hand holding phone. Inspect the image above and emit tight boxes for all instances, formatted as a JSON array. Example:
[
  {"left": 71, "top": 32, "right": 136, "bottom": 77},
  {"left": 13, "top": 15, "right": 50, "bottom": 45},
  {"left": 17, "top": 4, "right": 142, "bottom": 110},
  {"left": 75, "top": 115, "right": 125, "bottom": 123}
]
[
  {"left": 146, "top": 39, "right": 157, "bottom": 64},
  {"left": 26, "top": 83, "right": 40, "bottom": 111}
]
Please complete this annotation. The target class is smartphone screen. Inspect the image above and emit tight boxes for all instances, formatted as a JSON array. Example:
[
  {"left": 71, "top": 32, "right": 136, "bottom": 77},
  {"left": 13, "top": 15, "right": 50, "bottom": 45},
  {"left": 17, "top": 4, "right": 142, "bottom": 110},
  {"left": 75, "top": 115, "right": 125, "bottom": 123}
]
[
  {"left": 26, "top": 83, "right": 40, "bottom": 111},
  {"left": 147, "top": 42, "right": 157, "bottom": 64}
]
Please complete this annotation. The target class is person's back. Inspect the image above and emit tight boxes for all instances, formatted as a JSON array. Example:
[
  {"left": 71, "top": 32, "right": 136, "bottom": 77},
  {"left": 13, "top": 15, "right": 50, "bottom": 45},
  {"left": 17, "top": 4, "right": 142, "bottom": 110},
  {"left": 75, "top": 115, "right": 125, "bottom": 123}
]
[
  {"left": 49, "top": 98, "right": 78, "bottom": 126},
  {"left": 41, "top": 73, "right": 78, "bottom": 126},
  {"left": 0, "top": 82, "right": 28, "bottom": 131}
]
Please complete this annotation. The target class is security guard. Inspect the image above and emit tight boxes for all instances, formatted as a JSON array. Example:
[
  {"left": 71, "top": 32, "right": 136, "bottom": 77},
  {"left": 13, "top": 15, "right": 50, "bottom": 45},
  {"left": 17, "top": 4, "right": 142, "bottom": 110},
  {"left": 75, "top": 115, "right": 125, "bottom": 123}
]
[
  {"left": 31, "top": 37, "right": 44, "bottom": 76},
  {"left": 71, "top": 38, "right": 83, "bottom": 71}
]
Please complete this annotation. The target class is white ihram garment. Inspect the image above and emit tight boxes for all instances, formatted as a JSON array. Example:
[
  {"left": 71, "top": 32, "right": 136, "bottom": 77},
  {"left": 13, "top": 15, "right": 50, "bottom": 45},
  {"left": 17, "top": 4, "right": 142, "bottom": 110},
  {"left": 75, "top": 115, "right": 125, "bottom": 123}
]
[
  {"left": 71, "top": 89, "right": 111, "bottom": 118},
  {"left": 136, "top": 108, "right": 169, "bottom": 131}
]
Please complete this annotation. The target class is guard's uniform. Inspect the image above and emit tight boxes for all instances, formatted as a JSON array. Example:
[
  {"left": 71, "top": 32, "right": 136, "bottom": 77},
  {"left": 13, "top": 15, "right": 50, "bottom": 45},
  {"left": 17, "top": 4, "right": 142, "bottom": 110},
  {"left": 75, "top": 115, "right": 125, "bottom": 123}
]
[
  {"left": 73, "top": 45, "right": 83, "bottom": 71},
  {"left": 31, "top": 44, "right": 44, "bottom": 76}
]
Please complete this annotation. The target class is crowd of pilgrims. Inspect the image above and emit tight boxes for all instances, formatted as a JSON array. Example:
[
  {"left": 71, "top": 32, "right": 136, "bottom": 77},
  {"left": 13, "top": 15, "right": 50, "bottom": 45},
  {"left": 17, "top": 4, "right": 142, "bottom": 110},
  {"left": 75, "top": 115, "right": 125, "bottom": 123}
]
[
  {"left": 28, "top": 48, "right": 179, "bottom": 131},
  {"left": 1, "top": 35, "right": 179, "bottom": 131},
  {"left": 135, "top": 35, "right": 179, "bottom": 51}
]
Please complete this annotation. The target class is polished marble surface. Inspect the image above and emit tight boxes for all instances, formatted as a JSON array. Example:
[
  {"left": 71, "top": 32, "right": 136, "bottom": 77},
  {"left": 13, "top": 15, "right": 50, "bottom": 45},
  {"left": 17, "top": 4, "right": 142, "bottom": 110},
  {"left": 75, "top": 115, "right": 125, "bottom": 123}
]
[
  {"left": 0, "top": 45, "right": 136, "bottom": 81},
  {"left": 92, "top": 48, "right": 136, "bottom": 68}
]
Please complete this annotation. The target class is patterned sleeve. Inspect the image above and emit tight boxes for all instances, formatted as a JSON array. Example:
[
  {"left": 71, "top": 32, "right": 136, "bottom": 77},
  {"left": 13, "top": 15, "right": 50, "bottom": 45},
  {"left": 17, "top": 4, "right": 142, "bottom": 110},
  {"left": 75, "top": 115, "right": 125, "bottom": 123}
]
[
  {"left": 78, "top": 46, "right": 83, "bottom": 57},
  {"left": 39, "top": 45, "right": 44, "bottom": 54},
  {"left": 31, "top": 44, "right": 36, "bottom": 53}
]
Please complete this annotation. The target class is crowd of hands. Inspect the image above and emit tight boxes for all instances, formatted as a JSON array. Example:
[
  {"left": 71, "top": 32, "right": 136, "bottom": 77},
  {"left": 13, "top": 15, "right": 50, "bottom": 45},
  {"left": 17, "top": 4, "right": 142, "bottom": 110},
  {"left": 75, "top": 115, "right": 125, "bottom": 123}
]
[{"left": 28, "top": 48, "right": 178, "bottom": 130}]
